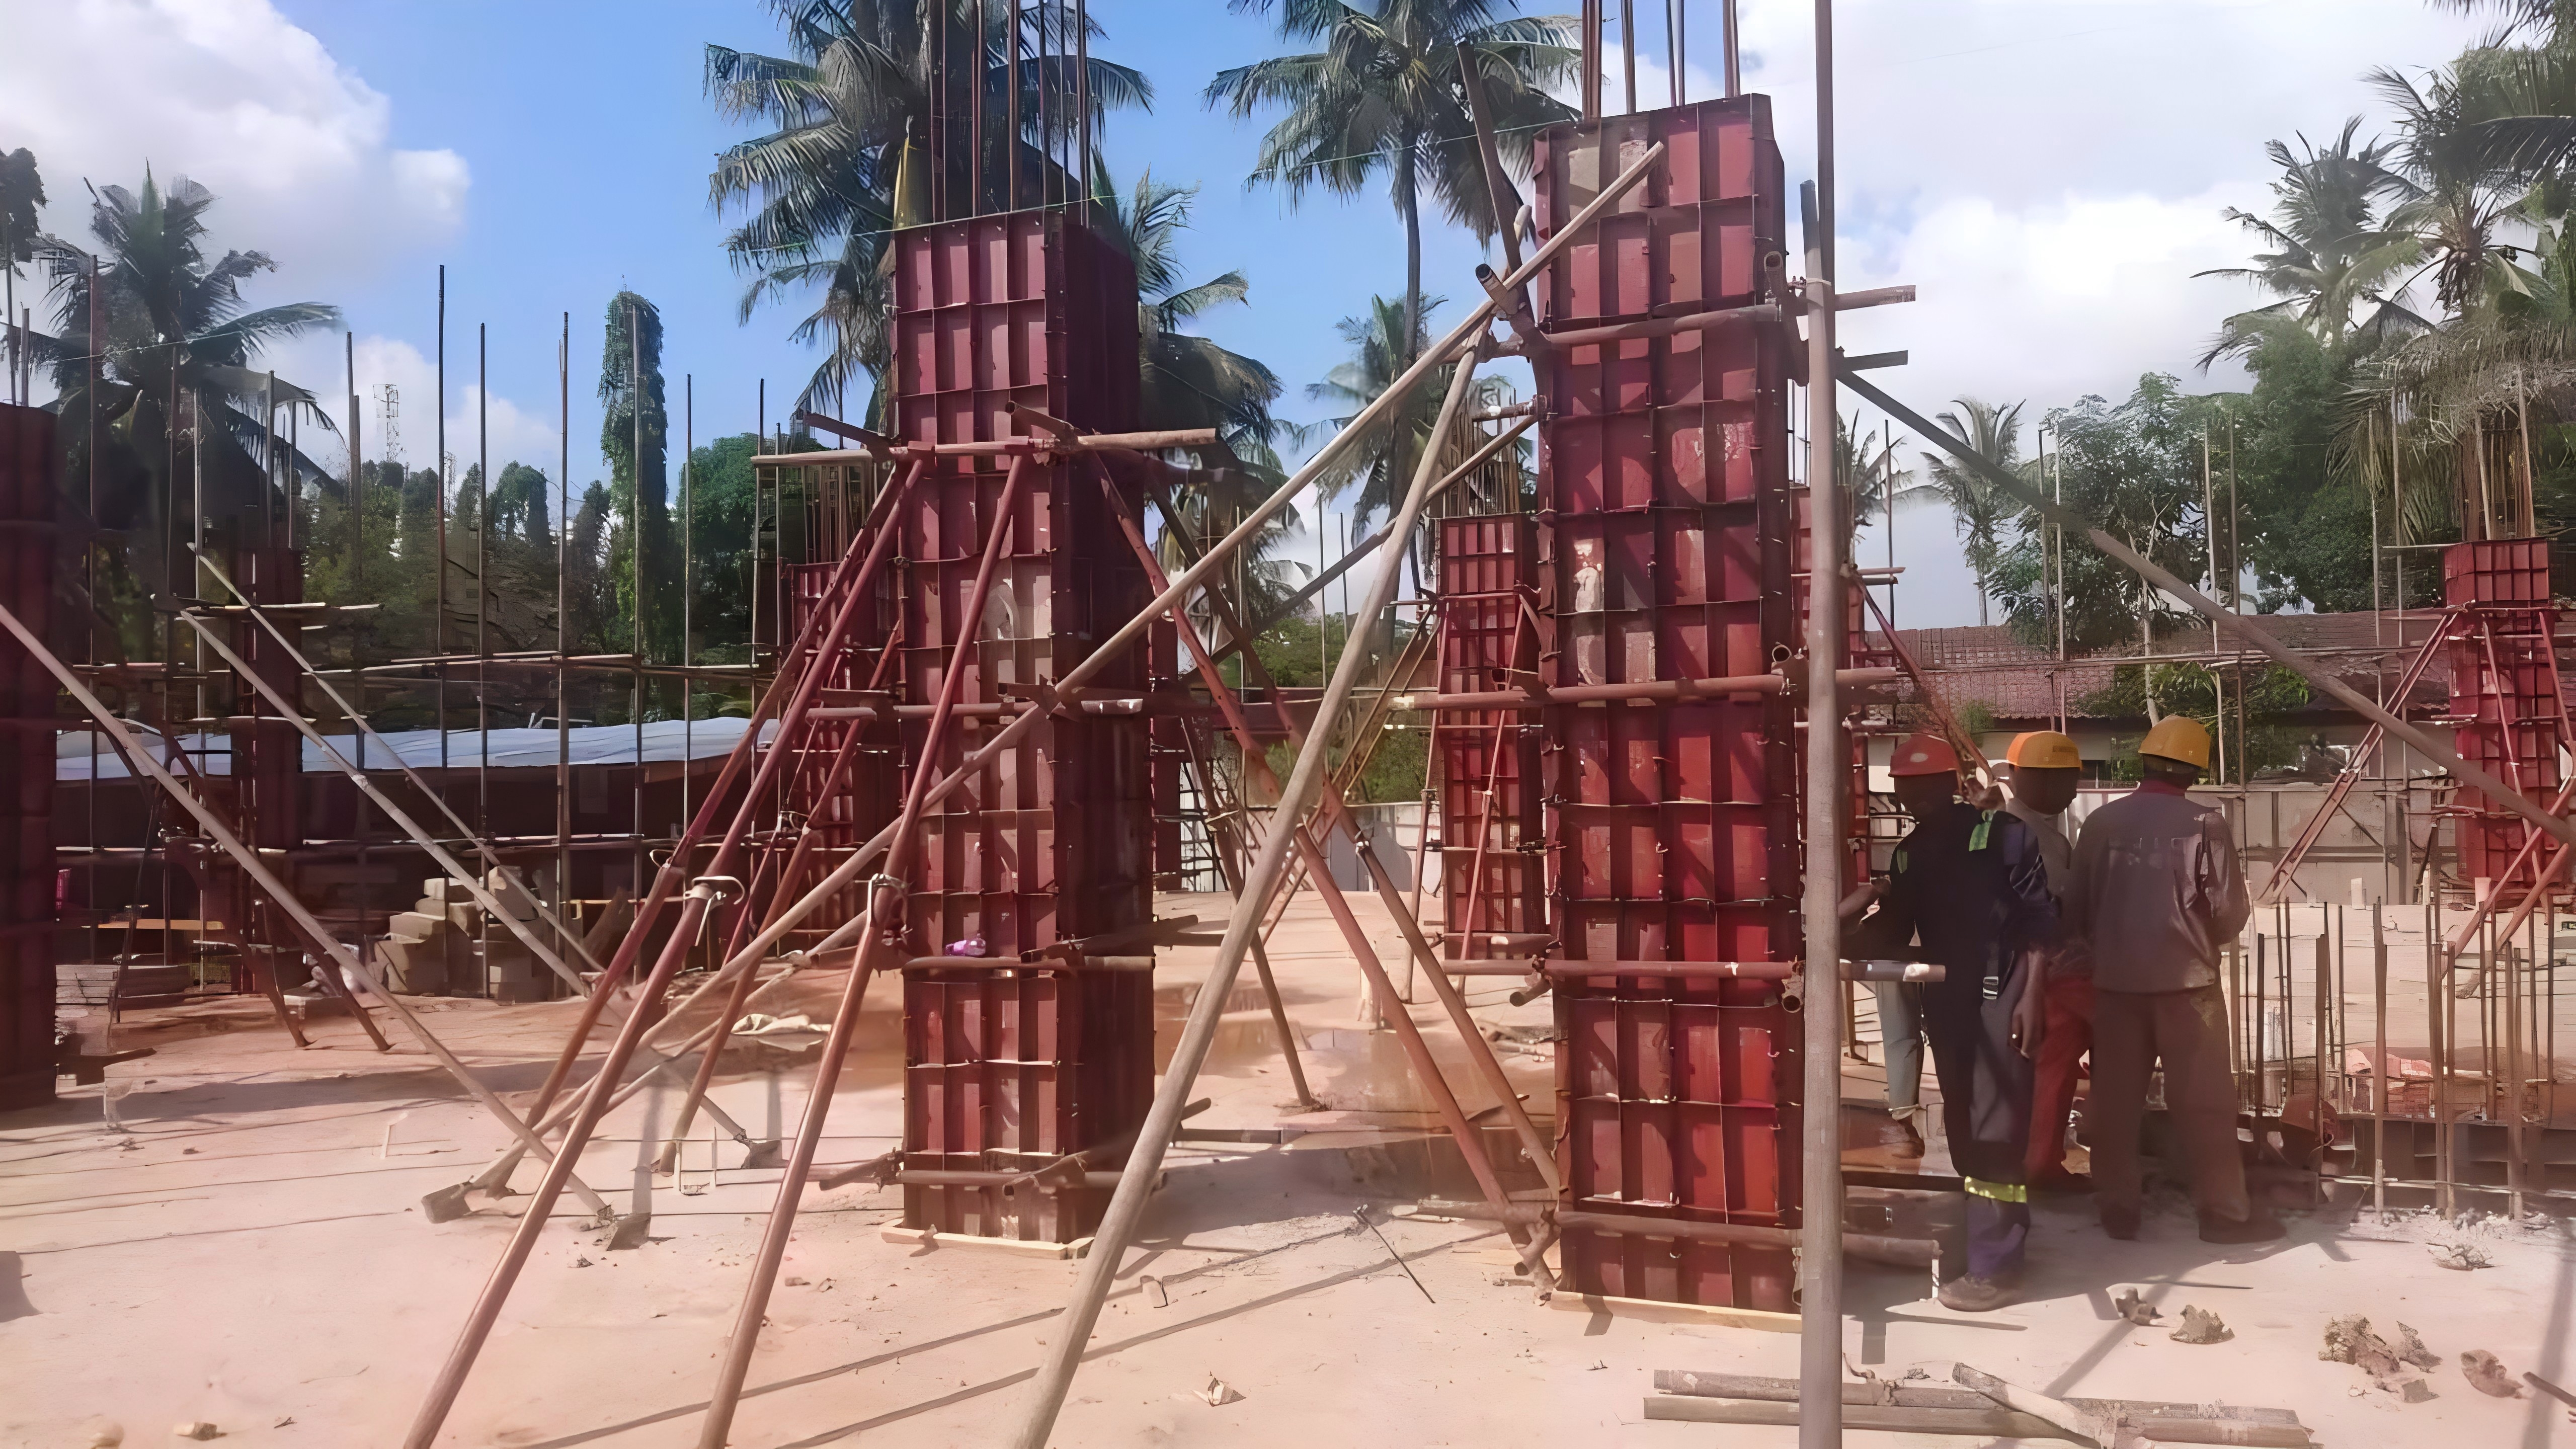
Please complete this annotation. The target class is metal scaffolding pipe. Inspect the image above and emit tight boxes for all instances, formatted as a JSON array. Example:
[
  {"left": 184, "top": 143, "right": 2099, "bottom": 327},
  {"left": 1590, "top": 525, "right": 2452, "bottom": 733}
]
[
  {"left": 1003, "top": 244, "right": 1554, "bottom": 1447},
  {"left": 693, "top": 143, "right": 1671, "bottom": 993},
  {"left": 0, "top": 599, "right": 617, "bottom": 1220},
  {"left": 1798, "top": 4, "right": 1845, "bottom": 1434}
]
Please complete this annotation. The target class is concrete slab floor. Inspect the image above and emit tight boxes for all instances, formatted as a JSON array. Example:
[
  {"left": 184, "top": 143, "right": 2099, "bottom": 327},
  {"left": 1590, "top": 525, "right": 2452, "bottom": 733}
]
[{"left": 2, "top": 889, "right": 2570, "bottom": 1446}]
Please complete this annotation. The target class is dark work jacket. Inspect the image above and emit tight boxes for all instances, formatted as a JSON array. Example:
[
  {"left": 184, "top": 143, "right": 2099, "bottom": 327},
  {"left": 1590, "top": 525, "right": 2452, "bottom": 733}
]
[{"left": 1856, "top": 800, "right": 2059, "bottom": 996}]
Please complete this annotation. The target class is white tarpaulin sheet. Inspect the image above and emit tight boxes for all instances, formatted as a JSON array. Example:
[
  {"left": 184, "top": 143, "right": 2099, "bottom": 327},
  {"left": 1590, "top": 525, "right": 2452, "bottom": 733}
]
[{"left": 57, "top": 717, "right": 775, "bottom": 782}]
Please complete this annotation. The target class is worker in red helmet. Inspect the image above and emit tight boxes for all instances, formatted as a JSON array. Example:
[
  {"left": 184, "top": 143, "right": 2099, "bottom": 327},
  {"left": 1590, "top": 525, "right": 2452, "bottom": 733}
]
[{"left": 1854, "top": 731, "right": 2056, "bottom": 1311}]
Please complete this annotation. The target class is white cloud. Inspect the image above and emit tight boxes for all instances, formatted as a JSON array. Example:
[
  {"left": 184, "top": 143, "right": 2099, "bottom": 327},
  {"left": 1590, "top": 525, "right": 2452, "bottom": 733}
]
[
  {"left": 1707, "top": 0, "right": 2491, "bottom": 625},
  {"left": 0, "top": 0, "right": 467, "bottom": 294},
  {"left": 261, "top": 332, "right": 566, "bottom": 496}
]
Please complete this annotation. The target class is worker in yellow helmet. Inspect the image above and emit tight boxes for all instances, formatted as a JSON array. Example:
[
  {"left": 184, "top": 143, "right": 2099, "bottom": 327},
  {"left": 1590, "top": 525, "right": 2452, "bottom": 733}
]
[
  {"left": 2065, "top": 716, "right": 2276, "bottom": 1243},
  {"left": 2003, "top": 731, "right": 2091, "bottom": 1192}
]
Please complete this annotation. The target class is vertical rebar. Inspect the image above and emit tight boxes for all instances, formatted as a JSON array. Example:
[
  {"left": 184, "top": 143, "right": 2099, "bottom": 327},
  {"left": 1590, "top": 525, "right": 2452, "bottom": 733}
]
[
  {"left": 1722, "top": 0, "right": 1742, "bottom": 97},
  {"left": 1008, "top": 0, "right": 1022, "bottom": 211},
  {"left": 630, "top": 302, "right": 647, "bottom": 913},
  {"left": 683, "top": 374, "right": 694, "bottom": 831},
  {"left": 1666, "top": 0, "right": 1681, "bottom": 106},
  {"left": 1076, "top": 0, "right": 1090, "bottom": 211},
  {"left": 971, "top": 0, "right": 986, "bottom": 215},
  {"left": 558, "top": 313, "right": 573, "bottom": 994},
  {"left": 1620, "top": 0, "right": 1636, "bottom": 114},
  {"left": 346, "top": 332, "right": 360, "bottom": 590},
  {"left": 478, "top": 325, "right": 491, "bottom": 908},
  {"left": 2372, "top": 901, "right": 2387, "bottom": 1217}
]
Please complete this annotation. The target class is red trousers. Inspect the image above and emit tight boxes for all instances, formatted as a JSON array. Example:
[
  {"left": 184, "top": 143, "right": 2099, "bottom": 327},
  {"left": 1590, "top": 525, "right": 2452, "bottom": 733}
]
[{"left": 2026, "top": 973, "right": 2095, "bottom": 1181}]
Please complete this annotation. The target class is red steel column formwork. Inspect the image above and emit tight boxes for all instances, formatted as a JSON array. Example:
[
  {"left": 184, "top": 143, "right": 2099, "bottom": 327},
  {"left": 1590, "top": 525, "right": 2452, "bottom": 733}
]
[
  {"left": 773, "top": 475, "right": 905, "bottom": 949},
  {"left": 2442, "top": 538, "right": 2569, "bottom": 893},
  {"left": 1435, "top": 513, "right": 1543, "bottom": 955},
  {"left": 888, "top": 211, "right": 1155, "bottom": 1245},
  {"left": 0, "top": 404, "right": 55, "bottom": 1108},
  {"left": 225, "top": 517, "right": 305, "bottom": 999},
  {"left": 1528, "top": 99, "right": 1802, "bottom": 1311}
]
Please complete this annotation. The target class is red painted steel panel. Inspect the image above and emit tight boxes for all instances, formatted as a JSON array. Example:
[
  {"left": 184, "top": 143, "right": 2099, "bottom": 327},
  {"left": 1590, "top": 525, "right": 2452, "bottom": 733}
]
[
  {"left": 888, "top": 210, "right": 1150, "bottom": 1241},
  {"left": 1435, "top": 514, "right": 1542, "bottom": 952},
  {"left": 2442, "top": 539, "right": 2567, "bottom": 889},
  {"left": 1528, "top": 100, "right": 1801, "bottom": 1311},
  {"left": 0, "top": 404, "right": 54, "bottom": 1109}
]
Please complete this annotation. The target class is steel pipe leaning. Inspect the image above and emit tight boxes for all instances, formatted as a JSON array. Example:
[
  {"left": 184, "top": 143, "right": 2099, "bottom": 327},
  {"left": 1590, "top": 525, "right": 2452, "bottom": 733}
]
[
  {"left": 1405, "top": 1199, "right": 1942, "bottom": 1269},
  {"left": 1641, "top": 1398, "right": 2312, "bottom": 1446}
]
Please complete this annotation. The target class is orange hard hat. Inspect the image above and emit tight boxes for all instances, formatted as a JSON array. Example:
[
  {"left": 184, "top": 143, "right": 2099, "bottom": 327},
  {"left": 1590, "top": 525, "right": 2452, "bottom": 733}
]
[
  {"left": 1888, "top": 732, "right": 1961, "bottom": 777},
  {"left": 2006, "top": 730, "right": 2080, "bottom": 769}
]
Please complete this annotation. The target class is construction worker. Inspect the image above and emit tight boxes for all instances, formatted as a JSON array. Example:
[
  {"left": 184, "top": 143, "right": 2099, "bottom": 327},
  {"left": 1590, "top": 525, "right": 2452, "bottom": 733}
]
[
  {"left": 2065, "top": 716, "right": 2278, "bottom": 1244},
  {"left": 1855, "top": 732, "right": 2055, "bottom": 1310},
  {"left": 2004, "top": 730, "right": 2092, "bottom": 1192}
]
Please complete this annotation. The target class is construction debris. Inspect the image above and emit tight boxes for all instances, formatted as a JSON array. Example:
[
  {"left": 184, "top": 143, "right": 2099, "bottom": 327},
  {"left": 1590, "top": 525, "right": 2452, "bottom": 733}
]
[
  {"left": 172, "top": 1425, "right": 219, "bottom": 1441},
  {"left": 2428, "top": 1241, "right": 2491, "bottom": 1271},
  {"left": 2461, "top": 1350, "right": 2524, "bottom": 1399},
  {"left": 1192, "top": 1377, "right": 1245, "bottom": 1408},
  {"left": 2320, "top": 1314, "right": 2441, "bottom": 1393},
  {"left": 1648, "top": 1367, "right": 2314, "bottom": 1444},
  {"left": 2112, "top": 1287, "right": 2163, "bottom": 1325},
  {"left": 2170, "top": 1305, "right": 2233, "bottom": 1344}
]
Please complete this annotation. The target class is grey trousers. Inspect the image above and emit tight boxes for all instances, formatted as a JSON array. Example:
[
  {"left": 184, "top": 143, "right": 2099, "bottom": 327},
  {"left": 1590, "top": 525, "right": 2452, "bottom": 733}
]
[
  {"left": 1874, "top": 980, "right": 1926, "bottom": 1123},
  {"left": 2089, "top": 984, "right": 2253, "bottom": 1227}
]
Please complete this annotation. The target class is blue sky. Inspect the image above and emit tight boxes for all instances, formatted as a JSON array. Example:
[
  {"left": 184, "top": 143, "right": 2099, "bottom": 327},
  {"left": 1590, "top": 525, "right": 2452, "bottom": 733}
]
[{"left": 4, "top": 0, "right": 2493, "bottom": 626}]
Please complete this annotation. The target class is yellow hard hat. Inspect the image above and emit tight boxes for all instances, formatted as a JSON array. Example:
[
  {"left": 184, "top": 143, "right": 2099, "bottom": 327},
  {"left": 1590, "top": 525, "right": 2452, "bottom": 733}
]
[
  {"left": 2006, "top": 731, "right": 2080, "bottom": 769},
  {"left": 2139, "top": 716, "right": 2212, "bottom": 770}
]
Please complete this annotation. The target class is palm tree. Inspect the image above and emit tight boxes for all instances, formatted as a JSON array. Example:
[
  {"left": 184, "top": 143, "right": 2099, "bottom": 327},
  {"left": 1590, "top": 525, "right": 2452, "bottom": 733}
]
[
  {"left": 1206, "top": 0, "right": 1577, "bottom": 361},
  {"left": 1097, "top": 169, "right": 1286, "bottom": 460},
  {"left": 2368, "top": 61, "right": 2532, "bottom": 316},
  {"left": 2195, "top": 119, "right": 2423, "bottom": 362},
  {"left": 1091, "top": 167, "right": 1305, "bottom": 613},
  {"left": 1836, "top": 413, "right": 1908, "bottom": 544},
  {"left": 2430, "top": 0, "right": 2567, "bottom": 42},
  {"left": 30, "top": 170, "right": 338, "bottom": 636},
  {"left": 705, "top": 1, "right": 1150, "bottom": 418},
  {"left": 1303, "top": 293, "right": 1516, "bottom": 523},
  {"left": 1891, "top": 397, "right": 2023, "bottom": 626}
]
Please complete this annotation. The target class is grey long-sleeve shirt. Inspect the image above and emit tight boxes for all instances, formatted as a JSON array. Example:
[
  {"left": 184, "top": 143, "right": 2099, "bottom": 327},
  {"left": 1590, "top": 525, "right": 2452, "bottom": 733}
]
[{"left": 2065, "top": 781, "right": 2249, "bottom": 993}]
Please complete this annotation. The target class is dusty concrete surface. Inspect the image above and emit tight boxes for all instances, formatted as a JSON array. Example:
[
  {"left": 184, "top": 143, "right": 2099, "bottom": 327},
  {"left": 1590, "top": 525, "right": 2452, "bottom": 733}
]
[{"left": 4, "top": 890, "right": 2571, "bottom": 1446}]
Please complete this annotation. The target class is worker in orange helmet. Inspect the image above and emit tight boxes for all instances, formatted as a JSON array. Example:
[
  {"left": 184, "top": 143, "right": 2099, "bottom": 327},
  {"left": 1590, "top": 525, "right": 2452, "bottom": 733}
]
[
  {"left": 2004, "top": 731, "right": 2092, "bottom": 1192},
  {"left": 1853, "top": 731, "right": 2056, "bottom": 1310},
  {"left": 2065, "top": 716, "right": 2276, "bottom": 1243}
]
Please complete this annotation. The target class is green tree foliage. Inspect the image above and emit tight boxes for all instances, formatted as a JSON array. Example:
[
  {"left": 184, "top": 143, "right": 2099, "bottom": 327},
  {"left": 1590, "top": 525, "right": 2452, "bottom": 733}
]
[
  {"left": 685, "top": 433, "right": 762, "bottom": 664},
  {"left": 1303, "top": 294, "right": 1517, "bottom": 521},
  {"left": 704, "top": 1, "right": 1149, "bottom": 416},
  {"left": 0, "top": 146, "right": 42, "bottom": 272},
  {"left": 600, "top": 292, "right": 676, "bottom": 660},
  {"left": 1892, "top": 397, "right": 2024, "bottom": 625},
  {"left": 2079, "top": 662, "right": 2311, "bottom": 783},
  {"left": 1207, "top": 0, "right": 1578, "bottom": 361},
  {"left": 28, "top": 171, "right": 339, "bottom": 658},
  {"left": 1990, "top": 376, "right": 2209, "bottom": 654}
]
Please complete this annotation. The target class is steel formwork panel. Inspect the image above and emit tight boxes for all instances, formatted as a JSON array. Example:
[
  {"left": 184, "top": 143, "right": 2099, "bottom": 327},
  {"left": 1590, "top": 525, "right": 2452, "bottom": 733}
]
[
  {"left": 2441, "top": 539, "right": 2568, "bottom": 889},
  {"left": 888, "top": 210, "right": 1150, "bottom": 1243},
  {"left": 0, "top": 405, "right": 53, "bottom": 1108},
  {"left": 1436, "top": 515, "right": 1542, "bottom": 952},
  {"left": 1525, "top": 99, "right": 1801, "bottom": 1312}
]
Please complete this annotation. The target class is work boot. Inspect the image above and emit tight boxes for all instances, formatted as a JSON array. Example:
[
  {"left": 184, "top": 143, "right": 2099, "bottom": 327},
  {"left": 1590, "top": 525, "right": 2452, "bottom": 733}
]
[
  {"left": 1936, "top": 1274, "right": 2020, "bottom": 1313},
  {"left": 2100, "top": 1206, "right": 2140, "bottom": 1240},
  {"left": 1892, "top": 1117, "right": 1925, "bottom": 1160},
  {"left": 2198, "top": 1212, "right": 2286, "bottom": 1245}
]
